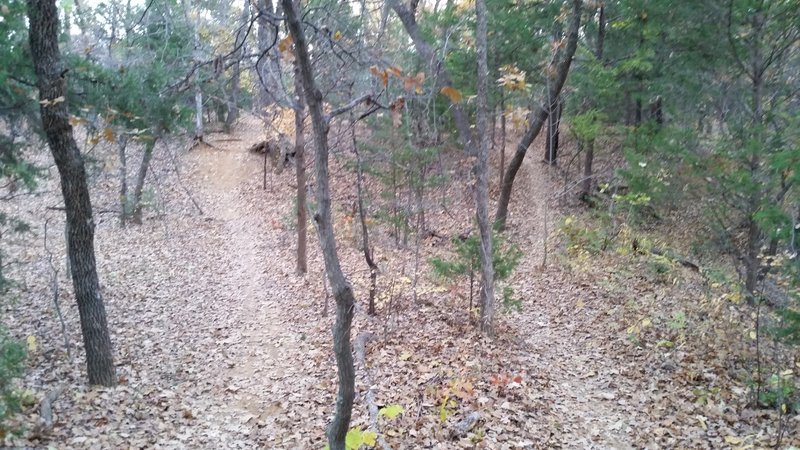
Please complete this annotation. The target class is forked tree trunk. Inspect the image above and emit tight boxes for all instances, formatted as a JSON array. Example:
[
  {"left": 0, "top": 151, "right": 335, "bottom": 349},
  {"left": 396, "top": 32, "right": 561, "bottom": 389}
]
[
  {"left": 28, "top": 0, "right": 116, "bottom": 386},
  {"left": 475, "top": 0, "right": 495, "bottom": 336},
  {"left": 495, "top": 0, "right": 582, "bottom": 230},
  {"left": 294, "top": 62, "right": 308, "bottom": 274},
  {"left": 283, "top": 1, "right": 356, "bottom": 448}
]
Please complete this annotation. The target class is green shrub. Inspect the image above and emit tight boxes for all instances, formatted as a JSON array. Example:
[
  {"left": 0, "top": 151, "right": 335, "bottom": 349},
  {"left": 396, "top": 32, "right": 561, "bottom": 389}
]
[{"left": 0, "top": 327, "right": 25, "bottom": 438}]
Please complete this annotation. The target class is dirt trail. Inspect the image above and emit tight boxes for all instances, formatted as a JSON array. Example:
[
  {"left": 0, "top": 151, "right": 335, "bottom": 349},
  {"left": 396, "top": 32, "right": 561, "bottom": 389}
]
[
  {"left": 507, "top": 153, "right": 636, "bottom": 449},
  {"left": 178, "top": 125, "right": 310, "bottom": 445}
]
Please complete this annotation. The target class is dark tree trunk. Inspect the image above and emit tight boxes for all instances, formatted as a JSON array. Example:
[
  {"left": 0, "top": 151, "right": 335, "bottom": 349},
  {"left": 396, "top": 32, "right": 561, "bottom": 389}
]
[
  {"left": 475, "top": 0, "right": 495, "bottom": 336},
  {"left": 581, "top": 3, "right": 605, "bottom": 200},
  {"left": 495, "top": 0, "right": 582, "bottom": 230},
  {"left": 130, "top": 139, "right": 156, "bottom": 224},
  {"left": 581, "top": 139, "right": 594, "bottom": 198},
  {"left": 28, "top": 0, "right": 116, "bottom": 386},
  {"left": 499, "top": 94, "right": 506, "bottom": 186},
  {"left": 118, "top": 135, "right": 128, "bottom": 226},
  {"left": 294, "top": 63, "right": 307, "bottom": 275},
  {"left": 543, "top": 96, "right": 562, "bottom": 165},
  {"left": 353, "top": 134, "right": 378, "bottom": 315},
  {"left": 283, "top": 1, "right": 356, "bottom": 448}
]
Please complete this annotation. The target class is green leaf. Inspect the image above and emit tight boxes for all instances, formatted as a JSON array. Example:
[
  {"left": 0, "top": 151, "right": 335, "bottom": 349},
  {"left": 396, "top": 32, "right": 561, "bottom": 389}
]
[{"left": 379, "top": 404, "right": 405, "bottom": 420}]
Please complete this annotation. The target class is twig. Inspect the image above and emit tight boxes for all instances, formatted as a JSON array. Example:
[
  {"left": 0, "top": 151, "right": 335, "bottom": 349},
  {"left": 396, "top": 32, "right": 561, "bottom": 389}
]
[
  {"left": 354, "top": 332, "right": 391, "bottom": 450},
  {"left": 43, "top": 219, "right": 71, "bottom": 361}
]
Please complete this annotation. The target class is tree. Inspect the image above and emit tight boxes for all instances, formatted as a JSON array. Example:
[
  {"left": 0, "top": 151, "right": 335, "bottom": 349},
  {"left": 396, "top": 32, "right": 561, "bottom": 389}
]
[
  {"left": 27, "top": 0, "right": 115, "bottom": 386},
  {"left": 282, "top": 0, "right": 357, "bottom": 447},
  {"left": 495, "top": 0, "right": 582, "bottom": 230},
  {"left": 474, "top": 0, "right": 495, "bottom": 335}
]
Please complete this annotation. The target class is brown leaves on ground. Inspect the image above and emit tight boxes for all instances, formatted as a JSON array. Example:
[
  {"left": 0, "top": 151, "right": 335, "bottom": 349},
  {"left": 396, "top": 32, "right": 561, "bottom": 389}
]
[{"left": 2, "top": 116, "right": 797, "bottom": 449}]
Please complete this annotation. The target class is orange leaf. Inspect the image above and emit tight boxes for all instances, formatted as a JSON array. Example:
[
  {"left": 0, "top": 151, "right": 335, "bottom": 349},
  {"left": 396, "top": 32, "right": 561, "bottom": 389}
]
[
  {"left": 387, "top": 66, "right": 404, "bottom": 78},
  {"left": 102, "top": 127, "right": 115, "bottom": 142},
  {"left": 370, "top": 66, "right": 389, "bottom": 87},
  {"left": 512, "top": 375, "right": 522, "bottom": 383},
  {"left": 278, "top": 35, "right": 293, "bottom": 53},
  {"left": 333, "top": 30, "right": 342, "bottom": 41},
  {"left": 440, "top": 86, "right": 462, "bottom": 103}
]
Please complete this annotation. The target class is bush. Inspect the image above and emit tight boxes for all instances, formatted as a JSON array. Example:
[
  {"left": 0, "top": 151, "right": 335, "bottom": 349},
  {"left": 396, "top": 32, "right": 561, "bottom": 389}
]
[{"left": 0, "top": 327, "right": 25, "bottom": 438}]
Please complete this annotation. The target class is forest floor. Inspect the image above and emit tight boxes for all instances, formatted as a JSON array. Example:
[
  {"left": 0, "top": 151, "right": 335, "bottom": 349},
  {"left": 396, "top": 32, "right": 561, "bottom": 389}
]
[{"left": 3, "top": 115, "right": 798, "bottom": 449}]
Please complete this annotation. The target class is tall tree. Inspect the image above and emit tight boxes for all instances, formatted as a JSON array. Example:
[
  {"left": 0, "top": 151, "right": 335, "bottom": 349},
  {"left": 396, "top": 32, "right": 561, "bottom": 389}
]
[
  {"left": 27, "top": 0, "right": 116, "bottom": 386},
  {"left": 475, "top": 0, "right": 495, "bottom": 335},
  {"left": 282, "top": 0, "right": 356, "bottom": 447}
]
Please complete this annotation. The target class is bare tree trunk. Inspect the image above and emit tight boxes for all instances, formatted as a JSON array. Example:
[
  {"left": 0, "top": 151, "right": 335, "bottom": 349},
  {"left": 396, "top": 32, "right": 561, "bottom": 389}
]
[
  {"left": 256, "top": 0, "right": 281, "bottom": 112},
  {"left": 118, "top": 135, "right": 128, "bottom": 226},
  {"left": 581, "top": 139, "right": 594, "bottom": 198},
  {"left": 544, "top": 96, "right": 562, "bottom": 164},
  {"left": 224, "top": 0, "right": 250, "bottom": 133},
  {"left": 495, "top": 0, "right": 582, "bottom": 230},
  {"left": 28, "top": 0, "right": 116, "bottom": 386},
  {"left": 182, "top": 0, "right": 204, "bottom": 141},
  {"left": 352, "top": 130, "right": 378, "bottom": 315},
  {"left": 283, "top": 1, "right": 355, "bottom": 447},
  {"left": 581, "top": 3, "right": 605, "bottom": 200},
  {"left": 499, "top": 94, "right": 506, "bottom": 186},
  {"left": 475, "top": 0, "right": 495, "bottom": 336},
  {"left": 294, "top": 63, "right": 308, "bottom": 274},
  {"left": 131, "top": 139, "right": 156, "bottom": 224}
]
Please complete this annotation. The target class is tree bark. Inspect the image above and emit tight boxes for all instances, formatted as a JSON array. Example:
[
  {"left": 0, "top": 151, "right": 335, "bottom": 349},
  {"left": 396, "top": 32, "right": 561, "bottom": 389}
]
[
  {"left": 544, "top": 96, "right": 562, "bottom": 164},
  {"left": 182, "top": 0, "right": 204, "bottom": 141},
  {"left": 283, "top": 1, "right": 356, "bottom": 448},
  {"left": 294, "top": 62, "right": 307, "bottom": 275},
  {"left": 256, "top": 0, "right": 282, "bottom": 111},
  {"left": 224, "top": 0, "right": 250, "bottom": 133},
  {"left": 581, "top": 3, "right": 605, "bottom": 200},
  {"left": 130, "top": 139, "right": 156, "bottom": 224},
  {"left": 388, "top": 0, "right": 474, "bottom": 153},
  {"left": 475, "top": 0, "right": 495, "bottom": 336},
  {"left": 28, "top": 0, "right": 116, "bottom": 386},
  {"left": 495, "top": 0, "right": 582, "bottom": 230},
  {"left": 118, "top": 135, "right": 128, "bottom": 226}
]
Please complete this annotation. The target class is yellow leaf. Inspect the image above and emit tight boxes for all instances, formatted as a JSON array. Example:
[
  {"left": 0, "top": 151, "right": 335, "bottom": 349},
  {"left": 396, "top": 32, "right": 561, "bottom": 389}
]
[
  {"left": 641, "top": 318, "right": 652, "bottom": 327},
  {"left": 749, "top": 331, "right": 757, "bottom": 340},
  {"left": 399, "top": 351, "right": 412, "bottom": 361},
  {"left": 333, "top": 30, "right": 342, "bottom": 41},
  {"left": 362, "top": 431, "right": 377, "bottom": 446},
  {"left": 26, "top": 335, "right": 37, "bottom": 353},
  {"left": 575, "top": 299, "right": 584, "bottom": 311},
  {"left": 724, "top": 436, "right": 742, "bottom": 445},
  {"left": 440, "top": 86, "right": 462, "bottom": 103}
]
